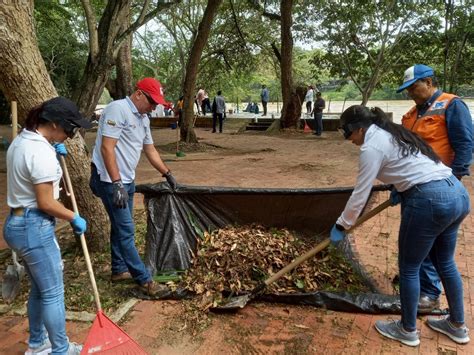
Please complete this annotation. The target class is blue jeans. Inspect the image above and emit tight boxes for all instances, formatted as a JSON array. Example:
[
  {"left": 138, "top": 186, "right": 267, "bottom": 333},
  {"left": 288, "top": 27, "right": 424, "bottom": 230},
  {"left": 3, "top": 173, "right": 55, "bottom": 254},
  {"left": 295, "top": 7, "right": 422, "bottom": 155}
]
[
  {"left": 212, "top": 113, "right": 224, "bottom": 133},
  {"left": 399, "top": 175, "right": 469, "bottom": 331},
  {"left": 89, "top": 165, "right": 151, "bottom": 285},
  {"left": 3, "top": 209, "right": 69, "bottom": 354},
  {"left": 420, "top": 256, "right": 442, "bottom": 300},
  {"left": 314, "top": 112, "right": 323, "bottom": 135}
]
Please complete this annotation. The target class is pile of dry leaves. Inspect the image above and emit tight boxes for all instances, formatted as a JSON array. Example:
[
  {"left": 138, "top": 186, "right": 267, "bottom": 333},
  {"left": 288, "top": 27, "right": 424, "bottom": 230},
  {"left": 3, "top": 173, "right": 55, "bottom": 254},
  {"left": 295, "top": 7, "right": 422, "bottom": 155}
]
[{"left": 181, "top": 224, "right": 369, "bottom": 311}]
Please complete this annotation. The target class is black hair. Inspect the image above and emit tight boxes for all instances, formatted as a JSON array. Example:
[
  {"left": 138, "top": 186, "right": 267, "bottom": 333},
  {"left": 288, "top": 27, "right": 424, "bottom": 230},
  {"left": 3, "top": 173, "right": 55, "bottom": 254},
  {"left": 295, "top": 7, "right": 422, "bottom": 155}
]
[
  {"left": 217, "top": 90, "right": 222, "bottom": 95},
  {"left": 24, "top": 103, "right": 49, "bottom": 132},
  {"left": 340, "top": 105, "right": 440, "bottom": 163}
]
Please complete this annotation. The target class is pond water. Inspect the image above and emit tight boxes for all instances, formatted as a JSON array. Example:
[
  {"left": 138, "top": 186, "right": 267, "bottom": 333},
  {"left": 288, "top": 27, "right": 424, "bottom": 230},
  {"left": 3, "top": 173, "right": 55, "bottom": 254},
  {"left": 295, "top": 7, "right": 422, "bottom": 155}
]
[{"left": 229, "top": 99, "right": 474, "bottom": 124}]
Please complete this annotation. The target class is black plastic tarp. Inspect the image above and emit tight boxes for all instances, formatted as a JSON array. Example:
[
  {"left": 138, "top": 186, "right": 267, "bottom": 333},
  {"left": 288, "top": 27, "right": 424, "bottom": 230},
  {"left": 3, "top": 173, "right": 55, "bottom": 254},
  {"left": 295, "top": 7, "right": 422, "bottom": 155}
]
[
  {"left": 135, "top": 183, "right": 389, "bottom": 273},
  {"left": 135, "top": 183, "right": 448, "bottom": 315}
]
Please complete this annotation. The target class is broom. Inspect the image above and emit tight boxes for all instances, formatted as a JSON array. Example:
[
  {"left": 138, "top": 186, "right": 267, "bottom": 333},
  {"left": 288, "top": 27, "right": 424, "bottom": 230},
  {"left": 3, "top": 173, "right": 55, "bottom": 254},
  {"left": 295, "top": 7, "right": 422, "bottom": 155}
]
[
  {"left": 175, "top": 121, "right": 185, "bottom": 157},
  {"left": 59, "top": 157, "right": 146, "bottom": 354},
  {"left": 2, "top": 101, "right": 25, "bottom": 304}
]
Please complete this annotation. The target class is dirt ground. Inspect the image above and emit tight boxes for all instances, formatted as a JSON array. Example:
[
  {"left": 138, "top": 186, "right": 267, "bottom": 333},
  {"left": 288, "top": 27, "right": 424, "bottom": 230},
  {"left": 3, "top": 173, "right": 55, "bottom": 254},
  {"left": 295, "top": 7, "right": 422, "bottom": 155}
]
[
  {"left": 125, "top": 120, "right": 360, "bottom": 189},
  {"left": 2, "top": 121, "right": 472, "bottom": 354}
]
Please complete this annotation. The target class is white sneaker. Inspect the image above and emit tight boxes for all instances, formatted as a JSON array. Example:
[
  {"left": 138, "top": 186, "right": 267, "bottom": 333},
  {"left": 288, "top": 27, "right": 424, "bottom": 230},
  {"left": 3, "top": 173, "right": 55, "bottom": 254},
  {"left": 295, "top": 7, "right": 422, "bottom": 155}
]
[
  {"left": 24, "top": 338, "right": 52, "bottom": 355},
  {"left": 67, "top": 342, "right": 83, "bottom": 355}
]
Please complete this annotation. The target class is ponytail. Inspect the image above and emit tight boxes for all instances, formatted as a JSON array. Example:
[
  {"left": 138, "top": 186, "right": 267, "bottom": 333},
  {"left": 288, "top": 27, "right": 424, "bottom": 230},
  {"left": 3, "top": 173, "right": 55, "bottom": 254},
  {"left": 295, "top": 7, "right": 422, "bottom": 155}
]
[
  {"left": 341, "top": 105, "right": 440, "bottom": 163},
  {"left": 23, "top": 103, "right": 48, "bottom": 132}
]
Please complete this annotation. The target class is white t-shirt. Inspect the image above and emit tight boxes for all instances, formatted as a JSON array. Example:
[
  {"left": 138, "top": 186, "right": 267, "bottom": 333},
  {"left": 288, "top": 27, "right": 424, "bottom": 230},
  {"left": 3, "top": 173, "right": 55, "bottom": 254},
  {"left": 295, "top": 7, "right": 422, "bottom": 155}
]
[
  {"left": 337, "top": 124, "right": 452, "bottom": 229},
  {"left": 7, "top": 130, "right": 62, "bottom": 208},
  {"left": 150, "top": 104, "right": 165, "bottom": 118},
  {"left": 305, "top": 89, "right": 314, "bottom": 103},
  {"left": 91, "top": 97, "right": 154, "bottom": 183}
]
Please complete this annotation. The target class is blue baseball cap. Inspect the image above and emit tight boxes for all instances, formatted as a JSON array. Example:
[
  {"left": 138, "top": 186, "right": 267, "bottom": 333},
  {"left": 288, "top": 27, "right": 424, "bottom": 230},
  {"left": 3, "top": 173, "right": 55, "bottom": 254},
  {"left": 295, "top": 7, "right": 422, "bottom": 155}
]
[{"left": 396, "top": 64, "right": 434, "bottom": 93}]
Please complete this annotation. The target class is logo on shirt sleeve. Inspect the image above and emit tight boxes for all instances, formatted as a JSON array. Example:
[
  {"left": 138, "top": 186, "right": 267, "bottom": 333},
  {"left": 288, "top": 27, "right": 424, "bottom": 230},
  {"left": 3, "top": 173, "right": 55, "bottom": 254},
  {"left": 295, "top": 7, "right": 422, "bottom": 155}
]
[{"left": 106, "top": 119, "right": 117, "bottom": 126}]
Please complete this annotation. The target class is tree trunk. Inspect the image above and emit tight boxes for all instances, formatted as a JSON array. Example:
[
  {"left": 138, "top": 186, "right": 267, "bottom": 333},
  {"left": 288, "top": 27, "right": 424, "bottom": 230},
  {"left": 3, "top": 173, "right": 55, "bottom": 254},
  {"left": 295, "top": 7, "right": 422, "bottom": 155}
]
[
  {"left": 279, "top": 0, "right": 299, "bottom": 128},
  {"left": 0, "top": 1, "right": 110, "bottom": 251},
  {"left": 105, "top": 8, "right": 133, "bottom": 100},
  {"left": 181, "top": 0, "right": 223, "bottom": 143},
  {"left": 0, "top": 1, "right": 56, "bottom": 121}
]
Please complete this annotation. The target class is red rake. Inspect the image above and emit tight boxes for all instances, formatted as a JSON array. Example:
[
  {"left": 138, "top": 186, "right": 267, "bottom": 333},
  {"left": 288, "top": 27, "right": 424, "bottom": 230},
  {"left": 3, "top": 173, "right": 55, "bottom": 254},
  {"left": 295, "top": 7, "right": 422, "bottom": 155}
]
[
  {"left": 60, "top": 157, "right": 147, "bottom": 354},
  {"left": 303, "top": 119, "right": 312, "bottom": 133}
]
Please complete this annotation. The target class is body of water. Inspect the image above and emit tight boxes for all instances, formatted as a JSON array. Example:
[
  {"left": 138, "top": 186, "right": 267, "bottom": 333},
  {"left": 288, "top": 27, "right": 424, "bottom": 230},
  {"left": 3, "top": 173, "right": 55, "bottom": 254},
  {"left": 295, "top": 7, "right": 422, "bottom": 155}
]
[{"left": 228, "top": 99, "right": 474, "bottom": 124}]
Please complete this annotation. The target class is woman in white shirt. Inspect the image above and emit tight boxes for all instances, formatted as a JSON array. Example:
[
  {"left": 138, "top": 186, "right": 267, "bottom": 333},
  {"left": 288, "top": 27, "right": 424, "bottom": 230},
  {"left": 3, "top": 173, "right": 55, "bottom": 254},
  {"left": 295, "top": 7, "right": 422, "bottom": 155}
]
[
  {"left": 4, "top": 97, "right": 91, "bottom": 355},
  {"left": 305, "top": 85, "right": 314, "bottom": 114},
  {"left": 330, "top": 105, "right": 470, "bottom": 347}
]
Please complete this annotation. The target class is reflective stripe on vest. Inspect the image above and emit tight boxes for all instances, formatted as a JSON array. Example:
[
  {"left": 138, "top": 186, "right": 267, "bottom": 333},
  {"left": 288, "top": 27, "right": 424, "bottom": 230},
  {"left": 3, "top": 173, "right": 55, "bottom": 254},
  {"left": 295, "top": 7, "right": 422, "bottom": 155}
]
[{"left": 401, "top": 92, "right": 456, "bottom": 166}]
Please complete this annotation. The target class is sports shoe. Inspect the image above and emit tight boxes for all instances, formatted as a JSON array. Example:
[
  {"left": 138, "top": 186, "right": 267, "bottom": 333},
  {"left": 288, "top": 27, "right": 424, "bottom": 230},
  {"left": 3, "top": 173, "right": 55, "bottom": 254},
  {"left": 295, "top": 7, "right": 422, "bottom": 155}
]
[
  {"left": 138, "top": 280, "right": 168, "bottom": 296},
  {"left": 25, "top": 338, "right": 52, "bottom": 355},
  {"left": 111, "top": 271, "right": 133, "bottom": 283},
  {"left": 375, "top": 319, "right": 420, "bottom": 347},
  {"left": 418, "top": 295, "right": 440, "bottom": 311},
  {"left": 427, "top": 316, "right": 470, "bottom": 344},
  {"left": 66, "top": 342, "right": 83, "bottom": 355}
]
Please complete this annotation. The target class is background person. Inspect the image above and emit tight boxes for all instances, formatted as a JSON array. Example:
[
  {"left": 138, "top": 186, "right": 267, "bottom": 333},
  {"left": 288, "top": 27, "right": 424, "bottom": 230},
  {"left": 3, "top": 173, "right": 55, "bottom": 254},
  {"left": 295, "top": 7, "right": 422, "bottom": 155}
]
[
  {"left": 4, "top": 97, "right": 90, "bottom": 355},
  {"left": 201, "top": 90, "right": 212, "bottom": 115},
  {"left": 305, "top": 85, "right": 314, "bottom": 114},
  {"left": 212, "top": 90, "right": 226, "bottom": 133},
  {"left": 330, "top": 105, "right": 470, "bottom": 347},
  {"left": 260, "top": 85, "right": 269, "bottom": 116},
  {"left": 397, "top": 64, "right": 473, "bottom": 311},
  {"left": 175, "top": 95, "right": 184, "bottom": 127},
  {"left": 89, "top": 77, "right": 177, "bottom": 296},
  {"left": 312, "top": 92, "right": 325, "bottom": 136}
]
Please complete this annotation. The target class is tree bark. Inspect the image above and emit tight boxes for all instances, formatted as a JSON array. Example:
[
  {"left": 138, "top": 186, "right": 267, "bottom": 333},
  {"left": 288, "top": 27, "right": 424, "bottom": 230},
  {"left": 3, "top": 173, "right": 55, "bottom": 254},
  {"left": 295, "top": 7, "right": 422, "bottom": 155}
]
[
  {"left": 0, "top": 0, "right": 110, "bottom": 251},
  {"left": 279, "top": 0, "right": 301, "bottom": 129},
  {"left": 73, "top": 1, "right": 131, "bottom": 118},
  {"left": 0, "top": 1, "right": 56, "bottom": 121},
  {"left": 105, "top": 7, "right": 133, "bottom": 100},
  {"left": 181, "top": 0, "right": 223, "bottom": 143}
]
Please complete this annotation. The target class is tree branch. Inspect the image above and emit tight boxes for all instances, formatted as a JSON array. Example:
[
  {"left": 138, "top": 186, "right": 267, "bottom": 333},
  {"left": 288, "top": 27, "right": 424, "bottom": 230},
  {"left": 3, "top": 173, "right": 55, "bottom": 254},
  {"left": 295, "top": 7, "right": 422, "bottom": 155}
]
[
  {"left": 271, "top": 41, "right": 281, "bottom": 63},
  {"left": 114, "top": 0, "right": 181, "bottom": 53},
  {"left": 246, "top": 0, "right": 281, "bottom": 21},
  {"left": 230, "top": 0, "right": 247, "bottom": 47},
  {"left": 80, "top": 0, "right": 99, "bottom": 58}
]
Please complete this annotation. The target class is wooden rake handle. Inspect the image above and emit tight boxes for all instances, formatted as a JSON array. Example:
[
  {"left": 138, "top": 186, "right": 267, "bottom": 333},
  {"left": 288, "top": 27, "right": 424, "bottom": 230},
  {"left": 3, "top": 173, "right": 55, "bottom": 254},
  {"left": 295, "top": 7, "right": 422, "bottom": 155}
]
[
  {"left": 264, "top": 199, "right": 392, "bottom": 286},
  {"left": 59, "top": 156, "right": 102, "bottom": 312}
]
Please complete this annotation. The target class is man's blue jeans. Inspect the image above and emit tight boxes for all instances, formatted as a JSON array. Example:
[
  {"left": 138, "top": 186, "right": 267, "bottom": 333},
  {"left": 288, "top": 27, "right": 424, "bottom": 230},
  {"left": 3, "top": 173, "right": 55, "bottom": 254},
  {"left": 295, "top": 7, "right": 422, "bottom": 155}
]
[
  {"left": 420, "top": 256, "right": 442, "bottom": 300},
  {"left": 314, "top": 112, "right": 323, "bottom": 135},
  {"left": 3, "top": 209, "right": 69, "bottom": 354},
  {"left": 89, "top": 166, "right": 151, "bottom": 285},
  {"left": 399, "top": 175, "right": 469, "bottom": 331}
]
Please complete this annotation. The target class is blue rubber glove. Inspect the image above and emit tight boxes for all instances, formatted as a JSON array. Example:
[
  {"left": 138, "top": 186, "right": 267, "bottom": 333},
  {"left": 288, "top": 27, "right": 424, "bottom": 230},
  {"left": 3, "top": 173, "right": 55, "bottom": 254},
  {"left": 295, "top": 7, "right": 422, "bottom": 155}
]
[
  {"left": 70, "top": 214, "right": 87, "bottom": 235},
  {"left": 53, "top": 143, "right": 67, "bottom": 156},
  {"left": 330, "top": 224, "right": 346, "bottom": 245},
  {"left": 390, "top": 189, "right": 401, "bottom": 206}
]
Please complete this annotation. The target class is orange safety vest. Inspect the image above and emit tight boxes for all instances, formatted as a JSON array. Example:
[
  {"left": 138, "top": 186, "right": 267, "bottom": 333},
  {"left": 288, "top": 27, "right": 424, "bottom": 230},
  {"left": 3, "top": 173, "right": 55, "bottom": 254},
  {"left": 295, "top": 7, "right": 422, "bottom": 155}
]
[{"left": 401, "top": 92, "right": 457, "bottom": 166}]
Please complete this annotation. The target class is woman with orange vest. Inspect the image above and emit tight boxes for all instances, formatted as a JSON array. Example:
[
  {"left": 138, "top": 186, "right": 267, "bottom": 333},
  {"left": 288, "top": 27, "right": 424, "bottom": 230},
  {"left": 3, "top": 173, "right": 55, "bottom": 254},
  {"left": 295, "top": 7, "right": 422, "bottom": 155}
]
[{"left": 397, "top": 64, "right": 473, "bottom": 318}]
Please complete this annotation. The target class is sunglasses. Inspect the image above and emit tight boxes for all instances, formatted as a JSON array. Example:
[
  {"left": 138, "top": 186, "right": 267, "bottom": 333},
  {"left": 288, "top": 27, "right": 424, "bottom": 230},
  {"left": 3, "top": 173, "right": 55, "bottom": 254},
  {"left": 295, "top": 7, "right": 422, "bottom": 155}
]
[{"left": 141, "top": 90, "right": 157, "bottom": 105}]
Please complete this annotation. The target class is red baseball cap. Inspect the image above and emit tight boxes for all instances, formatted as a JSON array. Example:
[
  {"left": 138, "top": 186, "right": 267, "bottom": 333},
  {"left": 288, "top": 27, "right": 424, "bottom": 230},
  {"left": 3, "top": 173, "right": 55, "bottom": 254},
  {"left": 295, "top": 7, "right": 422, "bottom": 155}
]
[{"left": 136, "top": 77, "right": 166, "bottom": 105}]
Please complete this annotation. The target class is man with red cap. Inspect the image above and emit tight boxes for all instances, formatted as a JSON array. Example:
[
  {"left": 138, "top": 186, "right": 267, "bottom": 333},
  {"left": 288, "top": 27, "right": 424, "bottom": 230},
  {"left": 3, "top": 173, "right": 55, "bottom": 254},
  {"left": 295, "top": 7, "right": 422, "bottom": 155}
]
[{"left": 90, "top": 77, "right": 178, "bottom": 296}]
